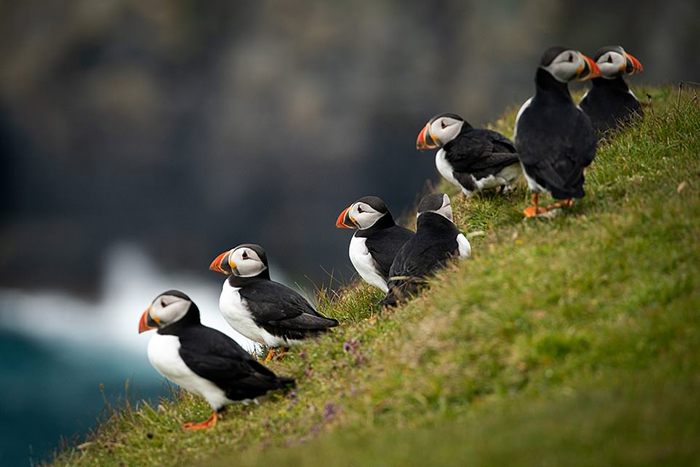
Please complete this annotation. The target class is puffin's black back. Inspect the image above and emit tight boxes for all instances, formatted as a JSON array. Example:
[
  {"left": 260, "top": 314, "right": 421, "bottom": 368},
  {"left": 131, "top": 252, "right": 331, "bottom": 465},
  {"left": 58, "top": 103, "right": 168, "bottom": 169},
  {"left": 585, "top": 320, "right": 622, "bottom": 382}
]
[
  {"left": 580, "top": 77, "right": 642, "bottom": 135},
  {"left": 443, "top": 127, "right": 520, "bottom": 190},
  {"left": 516, "top": 68, "right": 597, "bottom": 199},
  {"left": 381, "top": 213, "right": 460, "bottom": 306},
  {"left": 236, "top": 279, "right": 338, "bottom": 341},
  {"left": 355, "top": 215, "right": 415, "bottom": 279},
  {"left": 175, "top": 325, "right": 294, "bottom": 403},
  {"left": 157, "top": 302, "right": 294, "bottom": 405}
]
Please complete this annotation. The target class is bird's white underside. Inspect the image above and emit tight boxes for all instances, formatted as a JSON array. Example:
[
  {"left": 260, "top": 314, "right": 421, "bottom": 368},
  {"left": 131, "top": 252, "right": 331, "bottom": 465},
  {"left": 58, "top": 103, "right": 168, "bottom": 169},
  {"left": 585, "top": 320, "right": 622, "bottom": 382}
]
[
  {"left": 349, "top": 235, "right": 389, "bottom": 292},
  {"left": 456, "top": 233, "right": 472, "bottom": 258},
  {"left": 219, "top": 282, "right": 302, "bottom": 348},
  {"left": 147, "top": 333, "right": 234, "bottom": 410},
  {"left": 436, "top": 151, "right": 521, "bottom": 197}
]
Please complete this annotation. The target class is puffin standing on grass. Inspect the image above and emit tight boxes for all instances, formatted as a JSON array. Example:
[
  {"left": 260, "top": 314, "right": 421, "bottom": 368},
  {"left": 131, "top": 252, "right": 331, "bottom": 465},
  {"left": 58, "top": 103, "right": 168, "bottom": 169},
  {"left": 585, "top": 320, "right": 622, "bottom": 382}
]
[
  {"left": 138, "top": 290, "right": 294, "bottom": 429},
  {"left": 416, "top": 113, "right": 521, "bottom": 198},
  {"left": 210, "top": 244, "right": 338, "bottom": 362},
  {"left": 579, "top": 45, "right": 644, "bottom": 135},
  {"left": 514, "top": 46, "right": 600, "bottom": 217},
  {"left": 335, "top": 196, "right": 414, "bottom": 292},
  {"left": 381, "top": 194, "right": 470, "bottom": 306}
]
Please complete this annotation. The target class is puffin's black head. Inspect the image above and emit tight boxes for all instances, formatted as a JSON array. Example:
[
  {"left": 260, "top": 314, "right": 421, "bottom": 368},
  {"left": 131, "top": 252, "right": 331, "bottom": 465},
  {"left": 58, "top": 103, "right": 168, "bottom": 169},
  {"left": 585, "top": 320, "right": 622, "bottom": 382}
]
[
  {"left": 417, "top": 193, "right": 453, "bottom": 222},
  {"left": 336, "top": 196, "right": 391, "bottom": 230},
  {"left": 209, "top": 244, "right": 269, "bottom": 278},
  {"left": 538, "top": 46, "right": 600, "bottom": 83},
  {"left": 138, "top": 290, "right": 199, "bottom": 333},
  {"left": 593, "top": 45, "right": 644, "bottom": 79},
  {"left": 416, "top": 113, "right": 468, "bottom": 150}
]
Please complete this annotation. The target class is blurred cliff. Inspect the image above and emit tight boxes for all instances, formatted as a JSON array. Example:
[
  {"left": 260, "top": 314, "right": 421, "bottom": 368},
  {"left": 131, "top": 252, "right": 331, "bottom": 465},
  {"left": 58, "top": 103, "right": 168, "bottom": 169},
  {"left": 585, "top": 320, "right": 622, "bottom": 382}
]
[{"left": 1, "top": 0, "right": 698, "bottom": 294}]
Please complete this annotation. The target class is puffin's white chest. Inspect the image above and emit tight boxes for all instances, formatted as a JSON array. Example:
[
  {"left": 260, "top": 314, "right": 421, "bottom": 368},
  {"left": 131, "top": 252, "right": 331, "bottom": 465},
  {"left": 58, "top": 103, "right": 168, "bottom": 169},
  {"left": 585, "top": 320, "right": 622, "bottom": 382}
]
[
  {"left": 219, "top": 281, "right": 300, "bottom": 348},
  {"left": 456, "top": 233, "right": 472, "bottom": 258},
  {"left": 147, "top": 333, "right": 231, "bottom": 410},
  {"left": 349, "top": 235, "right": 388, "bottom": 292},
  {"left": 435, "top": 149, "right": 460, "bottom": 187}
]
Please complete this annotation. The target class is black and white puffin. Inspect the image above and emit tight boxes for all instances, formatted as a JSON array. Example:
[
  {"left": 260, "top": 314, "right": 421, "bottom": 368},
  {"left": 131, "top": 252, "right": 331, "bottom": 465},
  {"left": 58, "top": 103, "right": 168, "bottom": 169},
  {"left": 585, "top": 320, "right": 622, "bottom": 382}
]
[
  {"left": 138, "top": 290, "right": 294, "bottom": 429},
  {"left": 416, "top": 113, "right": 521, "bottom": 197},
  {"left": 380, "top": 194, "right": 470, "bottom": 306},
  {"left": 335, "top": 196, "right": 415, "bottom": 292},
  {"left": 514, "top": 46, "right": 600, "bottom": 217},
  {"left": 579, "top": 45, "right": 644, "bottom": 135},
  {"left": 209, "top": 244, "right": 338, "bottom": 362}
]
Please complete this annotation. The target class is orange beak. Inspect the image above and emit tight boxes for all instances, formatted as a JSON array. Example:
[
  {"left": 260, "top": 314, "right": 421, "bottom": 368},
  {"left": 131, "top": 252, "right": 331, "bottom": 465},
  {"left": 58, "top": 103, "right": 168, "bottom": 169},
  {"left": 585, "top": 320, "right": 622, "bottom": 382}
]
[
  {"left": 209, "top": 251, "right": 231, "bottom": 275},
  {"left": 138, "top": 308, "right": 156, "bottom": 334},
  {"left": 578, "top": 54, "right": 601, "bottom": 81},
  {"left": 625, "top": 52, "right": 643, "bottom": 74},
  {"left": 335, "top": 206, "right": 357, "bottom": 229},
  {"left": 416, "top": 123, "right": 437, "bottom": 150}
]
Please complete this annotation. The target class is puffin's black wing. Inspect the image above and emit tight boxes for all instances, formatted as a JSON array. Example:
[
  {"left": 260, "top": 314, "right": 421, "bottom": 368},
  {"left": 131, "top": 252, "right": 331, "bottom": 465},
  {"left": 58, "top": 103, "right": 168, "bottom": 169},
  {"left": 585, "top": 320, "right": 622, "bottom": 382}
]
[
  {"left": 444, "top": 129, "right": 520, "bottom": 179},
  {"left": 239, "top": 281, "right": 338, "bottom": 340},
  {"left": 381, "top": 215, "right": 460, "bottom": 306},
  {"left": 177, "top": 326, "right": 294, "bottom": 402},
  {"left": 516, "top": 105, "right": 596, "bottom": 199},
  {"left": 580, "top": 78, "right": 642, "bottom": 135},
  {"left": 364, "top": 225, "right": 415, "bottom": 278}
]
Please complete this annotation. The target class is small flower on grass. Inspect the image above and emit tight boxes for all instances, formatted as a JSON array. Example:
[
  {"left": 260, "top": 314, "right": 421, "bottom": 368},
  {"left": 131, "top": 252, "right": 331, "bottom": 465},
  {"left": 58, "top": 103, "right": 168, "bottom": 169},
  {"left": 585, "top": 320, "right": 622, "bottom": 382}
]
[{"left": 323, "top": 402, "right": 338, "bottom": 422}]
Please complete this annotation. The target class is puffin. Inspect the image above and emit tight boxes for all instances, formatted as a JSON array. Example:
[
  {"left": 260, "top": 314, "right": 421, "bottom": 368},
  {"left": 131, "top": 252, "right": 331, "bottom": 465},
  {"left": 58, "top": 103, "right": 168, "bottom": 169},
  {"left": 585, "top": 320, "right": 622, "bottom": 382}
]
[
  {"left": 335, "top": 196, "right": 415, "bottom": 292},
  {"left": 416, "top": 113, "right": 521, "bottom": 197},
  {"left": 579, "top": 45, "right": 644, "bottom": 135},
  {"left": 138, "top": 290, "right": 294, "bottom": 429},
  {"left": 380, "top": 193, "right": 470, "bottom": 306},
  {"left": 209, "top": 244, "right": 338, "bottom": 362},
  {"left": 514, "top": 46, "right": 600, "bottom": 217}
]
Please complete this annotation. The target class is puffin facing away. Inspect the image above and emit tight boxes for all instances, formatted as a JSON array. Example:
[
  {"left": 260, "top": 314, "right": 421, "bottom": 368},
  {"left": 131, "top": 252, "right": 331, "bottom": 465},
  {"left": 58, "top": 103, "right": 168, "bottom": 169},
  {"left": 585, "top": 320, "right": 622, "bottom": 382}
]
[
  {"left": 138, "top": 290, "right": 294, "bottom": 429},
  {"left": 416, "top": 113, "right": 521, "bottom": 198},
  {"left": 514, "top": 46, "right": 600, "bottom": 217},
  {"left": 579, "top": 45, "right": 644, "bottom": 136},
  {"left": 335, "top": 196, "right": 414, "bottom": 292},
  {"left": 210, "top": 244, "right": 338, "bottom": 362},
  {"left": 381, "top": 194, "right": 470, "bottom": 306}
]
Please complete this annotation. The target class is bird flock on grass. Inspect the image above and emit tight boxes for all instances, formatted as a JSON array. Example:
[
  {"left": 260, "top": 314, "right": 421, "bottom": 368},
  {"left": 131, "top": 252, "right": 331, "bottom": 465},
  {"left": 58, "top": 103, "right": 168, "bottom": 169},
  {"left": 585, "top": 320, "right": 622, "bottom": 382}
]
[{"left": 138, "top": 45, "right": 643, "bottom": 429}]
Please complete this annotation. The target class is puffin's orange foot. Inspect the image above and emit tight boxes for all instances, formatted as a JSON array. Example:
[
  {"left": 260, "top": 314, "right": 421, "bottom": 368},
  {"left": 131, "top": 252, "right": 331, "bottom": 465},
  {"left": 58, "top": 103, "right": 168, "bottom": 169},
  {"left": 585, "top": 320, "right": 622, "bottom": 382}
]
[
  {"left": 263, "top": 349, "right": 276, "bottom": 364},
  {"left": 523, "top": 206, "right": 548, "bottom": 217},
  {"left": 545, "top": 199, "right": 575, "bottom": 210},
  {"left": 182, "top": 412, "right": 218, "bottom": 430},
  {"left": 275, "top": 347, "right": 290, "bottom": 361}
]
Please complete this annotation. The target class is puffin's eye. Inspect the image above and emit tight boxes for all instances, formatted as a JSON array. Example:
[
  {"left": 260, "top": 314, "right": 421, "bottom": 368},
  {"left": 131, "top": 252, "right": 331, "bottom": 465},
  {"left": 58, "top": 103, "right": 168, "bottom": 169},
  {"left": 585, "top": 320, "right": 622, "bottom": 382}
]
[
  {"left": 607, "top": 55, "right": 613, "bottom": 63},
  {"left": 242, "top": 251, "right": 249, "bottom": 259},
  {"left": 568, "top": 54, "right": 574, "bottom": 62},
  {"left": 357, "top": 206, "right": 363, "bottom": 213},
  {"left": 441, "top": 121, "right": 447, "bottom": 129}
]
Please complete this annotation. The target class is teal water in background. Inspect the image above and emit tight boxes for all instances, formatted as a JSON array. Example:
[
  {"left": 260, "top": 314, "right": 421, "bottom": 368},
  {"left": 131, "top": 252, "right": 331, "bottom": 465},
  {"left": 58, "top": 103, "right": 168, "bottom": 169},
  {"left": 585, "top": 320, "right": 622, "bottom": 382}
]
[{"left": 0, "top": 328, "right": 164, "bottom": 466}]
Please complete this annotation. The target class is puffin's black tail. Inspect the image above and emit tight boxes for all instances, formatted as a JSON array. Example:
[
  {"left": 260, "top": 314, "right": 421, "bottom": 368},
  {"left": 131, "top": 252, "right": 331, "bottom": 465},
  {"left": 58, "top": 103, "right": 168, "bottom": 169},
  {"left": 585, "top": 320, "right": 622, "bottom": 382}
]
[
  {"left": 379, "top": 291, "right": 398, "bottom": 307},
  {"left": 274, "top": 376, "right": 296, "bottom": 389},
  {"left": 379, "top": 279, "right": 414, "bottom": 307}
]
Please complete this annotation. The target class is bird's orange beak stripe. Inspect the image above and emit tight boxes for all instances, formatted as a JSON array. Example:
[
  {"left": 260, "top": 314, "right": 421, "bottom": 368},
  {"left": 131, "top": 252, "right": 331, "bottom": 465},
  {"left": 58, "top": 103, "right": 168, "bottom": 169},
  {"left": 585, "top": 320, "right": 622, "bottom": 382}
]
[
  {"left": 578, "top": 54, "right": 600, "bottom": 81},
  {"left": 416, "top": 123, "right": 437, "bottom": 150},
  {"left": 209, "top": 251, "right": 229, "bottom": 274},
  {"left": 138, "top": 307, "right": 155, "bottom": 334},
  {"left": 335, "top": 206, "right": 356, "bottom": 229},
  {"left": 625, "top": 52, "right": 644, "bottom": 74}
]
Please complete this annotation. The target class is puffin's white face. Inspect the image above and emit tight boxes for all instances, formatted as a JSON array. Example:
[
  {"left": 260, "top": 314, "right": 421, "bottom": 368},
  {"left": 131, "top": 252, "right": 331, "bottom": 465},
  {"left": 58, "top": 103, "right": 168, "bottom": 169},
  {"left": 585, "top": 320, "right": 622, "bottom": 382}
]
[
  {"left": 428, "top": 116, "right": 464, "bottom": 147},
  {"left": 542, "top": 50, "right": 595, "bottom": 83},
  {"left": 418, "top": 193, "right": 454, "bottom": 222},
  {"left": 596, "top": 50, "right": 627, "bottom": 79},
  {"left": 229, "top": 246, "right": 267, "bottom": 277},
  {"left": 348, "top": 201, "right": 385, "bottom": 229},
  {"left": 149, "top": 294, "right": 191, "bottom": 327}
]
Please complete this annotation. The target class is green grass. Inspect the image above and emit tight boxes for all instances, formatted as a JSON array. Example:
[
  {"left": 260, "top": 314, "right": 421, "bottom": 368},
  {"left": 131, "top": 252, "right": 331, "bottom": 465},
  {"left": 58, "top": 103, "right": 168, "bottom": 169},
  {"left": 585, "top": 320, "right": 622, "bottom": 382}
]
[{"left": 50, "top": 85, "right": 700, "bottom": 467}]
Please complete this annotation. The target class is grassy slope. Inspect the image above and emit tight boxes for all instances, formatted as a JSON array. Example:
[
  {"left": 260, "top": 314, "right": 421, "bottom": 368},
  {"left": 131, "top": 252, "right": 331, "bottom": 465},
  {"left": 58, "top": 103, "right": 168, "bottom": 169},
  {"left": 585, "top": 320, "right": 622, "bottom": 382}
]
[{"left": 51, "top": 86, "right": 700, "bottom": 467}]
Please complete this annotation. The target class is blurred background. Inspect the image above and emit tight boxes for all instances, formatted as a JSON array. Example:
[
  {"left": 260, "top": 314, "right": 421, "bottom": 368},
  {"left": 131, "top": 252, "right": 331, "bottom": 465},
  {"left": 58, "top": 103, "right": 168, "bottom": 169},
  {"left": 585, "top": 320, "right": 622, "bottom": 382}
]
[{"left": 1, "top": 0, "right": 698, "bottom": 465}]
